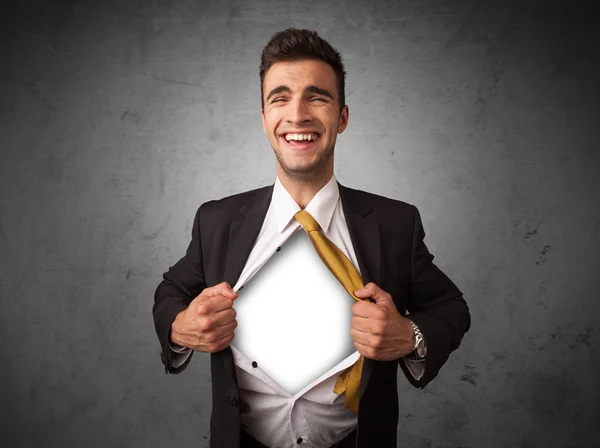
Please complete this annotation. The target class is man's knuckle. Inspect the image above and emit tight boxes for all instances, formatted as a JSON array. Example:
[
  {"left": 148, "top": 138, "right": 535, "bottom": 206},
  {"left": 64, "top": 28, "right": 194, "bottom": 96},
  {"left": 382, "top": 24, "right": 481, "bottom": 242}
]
[
  {"left": 203, "top": 333, "right": 215, "bottom": 343},
  {"left": 196, "top": 304, "right": 207, "bottom": 315},
  {"left": 199, "top": 319, "right": 212, "bottom": 332}
]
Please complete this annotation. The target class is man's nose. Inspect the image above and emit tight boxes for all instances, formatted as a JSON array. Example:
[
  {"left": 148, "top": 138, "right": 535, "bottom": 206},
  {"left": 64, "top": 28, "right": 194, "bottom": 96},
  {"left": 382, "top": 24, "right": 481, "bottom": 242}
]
[{"left": 286, "top": 99, "right": 312, "bottom": 123}]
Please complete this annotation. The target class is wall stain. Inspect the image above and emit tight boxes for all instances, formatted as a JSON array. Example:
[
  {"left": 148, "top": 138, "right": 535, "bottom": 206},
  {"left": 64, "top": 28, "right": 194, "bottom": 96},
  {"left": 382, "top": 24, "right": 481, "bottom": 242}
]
[
  {"left": 22, "top": 78, "right": 56, "bottom": 113},
  {"left": 528, "top": 328, "right": 562, "bottom": 352},
  {"left": 459, "top": 363, "right": 478, "bottom": 386},
  {"left": 535, "top": 245, "right": 552, "bottom": 265},
  {"left": 524, "top": 226, "right": 539, "bottom": 239},
  {"left": 141, "top": 213, "right": 172, "bottom": 241},
  {"left": 121, "top": 108, "right": 141, "bottom": 124},
  {"left": 536, "top": 281, "right": 548, "bottom": 309},
  {"left": 574, "top": 327, "right": 593, "bottom": 349},
  {"left": 528, "top": 325, "right": 597, "bottom": 354}
]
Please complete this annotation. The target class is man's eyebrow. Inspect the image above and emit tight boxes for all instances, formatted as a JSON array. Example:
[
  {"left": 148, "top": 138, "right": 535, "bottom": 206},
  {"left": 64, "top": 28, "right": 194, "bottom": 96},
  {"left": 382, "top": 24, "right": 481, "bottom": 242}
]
[
  {"left": 305, "top": 85, "right": 334, "bottom": 100},
  {"left": 266, "top": 85, "right": 335, "bottom": 102},
  {"left": 266, "top": 85, "right": 292, "bottom": 102}
]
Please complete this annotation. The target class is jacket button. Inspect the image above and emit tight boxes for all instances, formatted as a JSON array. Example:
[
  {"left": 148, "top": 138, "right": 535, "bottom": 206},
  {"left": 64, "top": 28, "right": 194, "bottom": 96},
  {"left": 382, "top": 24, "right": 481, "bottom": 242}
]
[
  {"left": 296, "top": 437, "right": 303, "bottom": 444},
  {"left": 252, "top": 361, "right": 258, "bottom": 368},
  {"left": 229, "top": 397, "right": 239, "bottom": 407},
  {"left": 276, "top": 246, "right": 281, "bottom": 252}
]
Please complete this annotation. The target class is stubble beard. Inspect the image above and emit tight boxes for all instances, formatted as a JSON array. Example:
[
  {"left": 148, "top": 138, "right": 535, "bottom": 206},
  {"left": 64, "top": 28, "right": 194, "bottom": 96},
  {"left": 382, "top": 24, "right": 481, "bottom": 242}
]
[{"left": 274, "top": 141, "right": 335, "bottom": 182}]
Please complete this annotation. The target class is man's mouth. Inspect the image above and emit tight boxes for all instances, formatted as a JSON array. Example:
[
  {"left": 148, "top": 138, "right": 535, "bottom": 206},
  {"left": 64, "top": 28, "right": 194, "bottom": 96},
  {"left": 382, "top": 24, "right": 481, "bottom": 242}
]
[{"left": 280, "top": 132, "right": 321, "bottom": 150}]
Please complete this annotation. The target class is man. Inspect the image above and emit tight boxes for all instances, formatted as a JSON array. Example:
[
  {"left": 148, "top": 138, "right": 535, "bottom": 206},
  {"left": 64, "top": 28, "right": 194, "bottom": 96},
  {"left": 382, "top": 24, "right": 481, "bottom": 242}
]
[{"left": 153, "top": 28, "right": 470, "bottom": 448}]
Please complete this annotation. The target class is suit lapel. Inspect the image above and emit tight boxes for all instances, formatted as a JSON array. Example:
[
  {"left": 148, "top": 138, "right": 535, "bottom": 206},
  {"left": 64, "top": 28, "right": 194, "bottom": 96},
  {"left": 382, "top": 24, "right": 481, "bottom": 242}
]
[
  {"left": 337, "top": 181, "right": 382, "bottom": 402},
  {"left": 337, "top": 181, "right": 382, "bottom": 287},
  {"left": 223, "top": 184, "right": 275, "bottom": 287},
  {"left": 217, "top": 185, "right": 275, "bottom": 397}
]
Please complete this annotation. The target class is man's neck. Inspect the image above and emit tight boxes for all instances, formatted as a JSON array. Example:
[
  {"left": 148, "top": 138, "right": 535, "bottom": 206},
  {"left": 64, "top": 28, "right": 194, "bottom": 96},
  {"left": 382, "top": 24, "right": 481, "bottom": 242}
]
[{"left": 277, "top": 168, "right": 333, "bottom": 209}]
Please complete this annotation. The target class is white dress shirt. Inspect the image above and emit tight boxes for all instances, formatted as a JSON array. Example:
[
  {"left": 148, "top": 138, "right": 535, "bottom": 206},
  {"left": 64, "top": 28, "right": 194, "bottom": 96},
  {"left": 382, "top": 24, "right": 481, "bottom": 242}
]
[{"left": 170, "top": 173, "right": 425, "bottom": 448}]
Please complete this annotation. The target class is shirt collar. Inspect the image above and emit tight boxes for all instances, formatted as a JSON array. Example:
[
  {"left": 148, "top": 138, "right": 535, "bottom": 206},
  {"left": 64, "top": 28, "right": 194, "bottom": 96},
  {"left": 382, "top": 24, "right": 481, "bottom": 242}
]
[{"left": 272, "top": 172, "right": 339, "bottom": 234}]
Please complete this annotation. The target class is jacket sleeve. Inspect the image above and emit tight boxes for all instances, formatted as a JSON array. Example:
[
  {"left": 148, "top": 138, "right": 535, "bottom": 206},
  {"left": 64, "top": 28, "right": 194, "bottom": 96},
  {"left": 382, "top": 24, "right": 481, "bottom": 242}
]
[
  {"left": 153, "top": 204, "right": 208, "bottom": 374},
  {"left": 398, "top": 205, "right": 471, "bottom": 388}
]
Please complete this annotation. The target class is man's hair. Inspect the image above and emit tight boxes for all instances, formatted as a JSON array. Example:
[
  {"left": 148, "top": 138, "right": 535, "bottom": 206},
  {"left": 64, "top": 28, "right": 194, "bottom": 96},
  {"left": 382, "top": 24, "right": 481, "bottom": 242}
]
[{"left": 259, "top": 28, "right": 347, "bottom": 110}]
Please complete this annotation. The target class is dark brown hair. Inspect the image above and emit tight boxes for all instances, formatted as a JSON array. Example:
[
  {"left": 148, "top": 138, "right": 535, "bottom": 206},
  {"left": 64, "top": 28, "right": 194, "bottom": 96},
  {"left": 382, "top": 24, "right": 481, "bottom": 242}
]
[{"left": 259, "top": 28, "right": 347, "bottom": 110}]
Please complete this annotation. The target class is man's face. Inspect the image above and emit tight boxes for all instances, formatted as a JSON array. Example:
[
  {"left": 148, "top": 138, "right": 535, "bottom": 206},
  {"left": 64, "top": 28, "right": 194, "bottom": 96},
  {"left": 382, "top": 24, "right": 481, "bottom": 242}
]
[{"left": 261, "top": 59, "right": 349, "bottom": 180}]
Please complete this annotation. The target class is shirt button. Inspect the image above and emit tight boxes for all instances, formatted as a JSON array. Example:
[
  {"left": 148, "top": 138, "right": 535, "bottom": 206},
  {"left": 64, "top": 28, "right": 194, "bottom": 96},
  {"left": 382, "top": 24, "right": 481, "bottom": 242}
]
[
  {"left": 252, "top": 361, "right": 258, "bottom": 368},
  {"left": 296, "top": 437, "right": 303, "bottom": 444},
  {"left": 276, "top": 246, "right": 281, "bottom": 252},
  {"left": 228, "top": 397, "right": 239, "bottom": 407}
]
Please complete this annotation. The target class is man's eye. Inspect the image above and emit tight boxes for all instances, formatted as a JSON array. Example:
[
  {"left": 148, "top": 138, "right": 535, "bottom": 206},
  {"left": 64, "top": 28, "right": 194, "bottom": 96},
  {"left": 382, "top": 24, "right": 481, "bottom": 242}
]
[
  {"left": 310, "top": 97, "right": 325, "bottom": 102},
  {"left": 272, "top": 98, "right": 285, "bottom": 103}
]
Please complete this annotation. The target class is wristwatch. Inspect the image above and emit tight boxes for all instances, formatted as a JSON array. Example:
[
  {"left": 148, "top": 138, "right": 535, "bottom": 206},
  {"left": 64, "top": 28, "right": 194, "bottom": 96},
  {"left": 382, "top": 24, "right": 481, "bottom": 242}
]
[{"left": 406, "top": 318, "right": 427, "bottom": 360}]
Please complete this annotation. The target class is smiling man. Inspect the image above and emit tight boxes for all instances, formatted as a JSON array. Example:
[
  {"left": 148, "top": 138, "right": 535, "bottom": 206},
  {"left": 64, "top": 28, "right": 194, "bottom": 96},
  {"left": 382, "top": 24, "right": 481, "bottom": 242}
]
[
  {"left": 261, "top": 58, "right": 345, "bottom": 191},
  {"left": 153, "top": 28, "right": 471, "bottom": 448}
]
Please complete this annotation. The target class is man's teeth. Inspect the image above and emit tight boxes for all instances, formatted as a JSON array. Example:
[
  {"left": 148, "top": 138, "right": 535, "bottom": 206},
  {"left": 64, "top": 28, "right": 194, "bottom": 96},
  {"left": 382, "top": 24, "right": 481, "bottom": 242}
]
[{"left": 285, "top": 133, "right": 318, "bottom": 141}]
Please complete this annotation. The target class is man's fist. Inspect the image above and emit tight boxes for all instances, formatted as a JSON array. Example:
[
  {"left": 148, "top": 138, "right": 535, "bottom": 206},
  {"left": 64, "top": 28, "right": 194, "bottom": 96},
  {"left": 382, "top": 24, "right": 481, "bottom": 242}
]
[
  {"left": 170, "top": 282, "right": 238, "bottom": 353},
  {"left": 351, "top": 282, "right": 415, "bottom": 361}
]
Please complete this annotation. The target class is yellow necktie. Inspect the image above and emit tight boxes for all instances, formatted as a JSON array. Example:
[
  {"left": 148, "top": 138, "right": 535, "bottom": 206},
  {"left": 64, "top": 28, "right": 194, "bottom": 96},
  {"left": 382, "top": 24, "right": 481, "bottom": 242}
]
[{"left": 294, "top": 209, "right": 369, "bottom": 413}]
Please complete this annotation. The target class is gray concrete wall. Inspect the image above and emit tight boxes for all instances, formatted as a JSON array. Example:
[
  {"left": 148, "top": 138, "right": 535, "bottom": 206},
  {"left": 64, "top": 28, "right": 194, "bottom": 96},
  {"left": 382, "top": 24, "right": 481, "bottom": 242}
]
[{"left": 1, "top": 0, "right": 598, "bottom": 447}]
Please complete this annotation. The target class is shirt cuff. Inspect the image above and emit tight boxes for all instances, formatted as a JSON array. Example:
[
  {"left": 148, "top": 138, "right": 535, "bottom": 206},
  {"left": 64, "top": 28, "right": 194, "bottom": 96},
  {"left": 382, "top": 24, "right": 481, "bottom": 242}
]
[
  {"left": 169, "top": 341, "right": 190, "bottom": 353},
  {"left": 169, "top": 342, "right": 192, "bottom": 368},
  {"left": 402, "top": 356, "right": 426, "bottom": 380}
]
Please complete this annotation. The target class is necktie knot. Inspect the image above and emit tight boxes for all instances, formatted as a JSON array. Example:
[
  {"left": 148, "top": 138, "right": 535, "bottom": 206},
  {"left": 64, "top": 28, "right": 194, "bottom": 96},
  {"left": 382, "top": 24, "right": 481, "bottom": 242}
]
[{"left": 294, "top": 209, "right": 320, "bottom": 233}]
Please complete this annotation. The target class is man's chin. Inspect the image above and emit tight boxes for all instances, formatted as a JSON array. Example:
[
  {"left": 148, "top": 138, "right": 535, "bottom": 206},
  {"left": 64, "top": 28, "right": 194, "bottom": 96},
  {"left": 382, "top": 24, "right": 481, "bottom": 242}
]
[
  {"left": 274, "top": 148, "right": 333, "bottom": 177},
  {"left": 279, "top": 163, "right": 329, "bottom": 180}
]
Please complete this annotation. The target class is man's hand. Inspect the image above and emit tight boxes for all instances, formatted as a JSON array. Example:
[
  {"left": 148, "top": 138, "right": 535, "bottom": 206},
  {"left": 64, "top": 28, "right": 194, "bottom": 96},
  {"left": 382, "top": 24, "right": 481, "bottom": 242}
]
[
  {"left": 170, "top": 282, "right": 238, "bottom": 353},
  {"left": 351, "top": 282, "right": 415, "bottom": 361}
]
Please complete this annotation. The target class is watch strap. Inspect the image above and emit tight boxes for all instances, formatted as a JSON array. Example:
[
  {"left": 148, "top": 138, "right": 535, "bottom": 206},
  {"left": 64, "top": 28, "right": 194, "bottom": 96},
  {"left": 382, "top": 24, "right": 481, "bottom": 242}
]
[{"left": 406, "top": 318, "right": 427, "bottom": 360}]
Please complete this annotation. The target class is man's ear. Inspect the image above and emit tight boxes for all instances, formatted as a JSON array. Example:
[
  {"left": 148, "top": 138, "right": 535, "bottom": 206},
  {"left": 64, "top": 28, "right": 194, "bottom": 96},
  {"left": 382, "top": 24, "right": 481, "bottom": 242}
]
[
  {"left": 338, "top": 105, "right": 349, "bottom": 134},
  {"left": 261, "top": 108, "right": 266, "bottom": 134}
]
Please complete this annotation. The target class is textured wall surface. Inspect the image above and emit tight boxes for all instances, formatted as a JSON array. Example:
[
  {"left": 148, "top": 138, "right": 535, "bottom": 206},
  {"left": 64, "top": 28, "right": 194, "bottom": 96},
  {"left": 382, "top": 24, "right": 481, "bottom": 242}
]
[{"left": 1, "top": 0, "right": 599, "bottom": 447}]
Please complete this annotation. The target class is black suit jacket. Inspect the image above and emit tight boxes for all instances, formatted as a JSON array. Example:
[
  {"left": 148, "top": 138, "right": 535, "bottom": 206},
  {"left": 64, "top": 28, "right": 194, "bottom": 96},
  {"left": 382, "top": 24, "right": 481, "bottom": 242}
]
[{"left": 153, "top": 181, "right": 471, "bottom": 448}]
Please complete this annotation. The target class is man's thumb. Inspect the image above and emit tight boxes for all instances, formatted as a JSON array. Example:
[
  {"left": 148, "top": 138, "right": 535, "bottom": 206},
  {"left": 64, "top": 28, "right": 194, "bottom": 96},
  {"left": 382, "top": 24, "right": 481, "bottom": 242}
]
[
  {"left": 354, "top": 284, "right": 389, "bottom": 305},
  {"left": 219, "top": 282, "right": 238, "bottom": 299}
]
